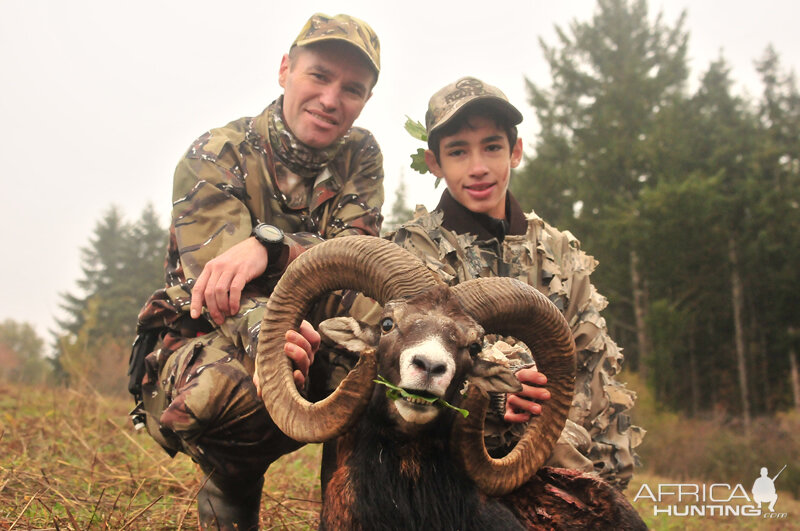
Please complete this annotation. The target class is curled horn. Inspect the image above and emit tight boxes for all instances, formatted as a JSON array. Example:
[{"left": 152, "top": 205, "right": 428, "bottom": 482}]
[
  {"left": 256, "top": 236, "right": 442, "bottom": 443},
  {"left": 450, "top": 277, "right": 576, "bottom": 496}
]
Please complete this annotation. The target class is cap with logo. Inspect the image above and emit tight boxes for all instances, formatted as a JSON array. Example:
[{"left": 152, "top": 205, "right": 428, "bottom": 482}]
[
  {"left": 292, "top": 13, "right": 380, "bottom": 76},
  {"left": 425, "top": 77, "right": 523, "bottom": 145}
]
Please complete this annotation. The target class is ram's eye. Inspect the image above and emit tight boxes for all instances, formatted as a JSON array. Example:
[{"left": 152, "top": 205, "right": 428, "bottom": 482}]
[
  {"left": 380, "top": 317, "right": 395, "bottom": 333},
  {"left": 468, "top": 342, "right": 483, "bottom": 357}
]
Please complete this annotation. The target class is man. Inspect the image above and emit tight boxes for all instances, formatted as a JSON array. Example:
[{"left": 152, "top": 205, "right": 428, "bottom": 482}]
[
  {"left": 131, "top": 13, "right": 383, "bottom": 529},
  {"left": 293, "top": 77, "right": 642, "bottom": 489}
]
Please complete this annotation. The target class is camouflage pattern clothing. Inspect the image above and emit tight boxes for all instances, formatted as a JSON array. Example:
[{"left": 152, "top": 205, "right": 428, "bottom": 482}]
[
  {"left": 389, "top": 190, "right": 643, "bottom": 489},
  {"left": 135, "top": 96, "right": 383, "bottom": 482}
]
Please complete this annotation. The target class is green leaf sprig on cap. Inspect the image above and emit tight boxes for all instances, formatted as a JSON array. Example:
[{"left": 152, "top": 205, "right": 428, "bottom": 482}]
[{"left": 404, "top": 116, "right": 443, "bottom": 188}]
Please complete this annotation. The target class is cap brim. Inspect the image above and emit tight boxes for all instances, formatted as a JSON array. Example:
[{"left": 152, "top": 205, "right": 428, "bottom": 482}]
[
  {"left": 293, "top": 36, "right": 379, "bottom": 75},
  {"left": 429, "top": 95, "right": 523, "bottom": 140}
]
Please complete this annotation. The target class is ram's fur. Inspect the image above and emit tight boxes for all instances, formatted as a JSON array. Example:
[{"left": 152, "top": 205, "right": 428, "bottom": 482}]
[{"left": 319, "top": 286, "right": 526, "bottom": 529}]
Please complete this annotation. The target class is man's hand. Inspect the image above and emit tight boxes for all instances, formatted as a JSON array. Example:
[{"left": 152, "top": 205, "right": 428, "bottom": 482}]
[
  {"left": 504, "top": 368, "right": 550, "bottom": 424},
  {"left": 190, "top": 237, "right": 268, "bottom": 325},
  {"left": 254, "top": 320, "right": 321, "bottom": 397}
]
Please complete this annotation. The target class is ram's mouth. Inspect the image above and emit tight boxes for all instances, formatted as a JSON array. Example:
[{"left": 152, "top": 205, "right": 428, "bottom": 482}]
[
  {"left": 374, "top": 375, "right": 469, "bottom": 417},
  {"left": 401, "top": 389, "right": 438, "bottom": 405}
]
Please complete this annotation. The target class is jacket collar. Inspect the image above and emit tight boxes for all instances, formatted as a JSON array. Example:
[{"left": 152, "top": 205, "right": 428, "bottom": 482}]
[{"left": 436, "top": 189, "right": 527, "bottom": 242}]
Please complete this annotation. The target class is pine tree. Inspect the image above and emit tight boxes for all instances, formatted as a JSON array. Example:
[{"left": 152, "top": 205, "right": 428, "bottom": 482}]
[
  {"left": 382, "top": 172, "right": 416, "bottom": 233},
  {"left": 57, "top": 206, "right": 129, "bottom": 336},
  {"left": 513, "top": 0, "right": 689, "bottom": 376},
  {"left": 513, "top": 0, "right": 799, "bottom": 417},
  {"left": 695, "top": 58, "right": 760, "bottom": 428},
  {"left": 752, "top": 47, "right": 800, "bottom": 412},
  {"left": 52, "top": 205, "right": 166, "bottom": 387}
]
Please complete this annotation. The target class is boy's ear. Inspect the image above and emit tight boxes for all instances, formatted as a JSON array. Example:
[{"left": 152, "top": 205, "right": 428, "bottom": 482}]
[
  {"left": 424, "top": 149, "right": 444, "bottom": 179},
  {"left": 510, "top": 137, "right": 523, "bottom": 169}
]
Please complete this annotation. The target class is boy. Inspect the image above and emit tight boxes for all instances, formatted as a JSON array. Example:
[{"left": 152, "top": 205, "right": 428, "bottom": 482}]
[
  {"left": 287, "top": 77, "right": 641, "bottom": 488},
  {"left": 405, "top": 76, "right": 640, "bottom": 486}
]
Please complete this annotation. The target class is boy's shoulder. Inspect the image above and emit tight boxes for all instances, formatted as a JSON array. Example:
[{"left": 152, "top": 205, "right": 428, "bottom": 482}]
[
  {"left": 386, "top": 206, "right": 475, "bottom": 284},
  {"left": 388, "top": 204, "right": 598, "bottom": 285}
]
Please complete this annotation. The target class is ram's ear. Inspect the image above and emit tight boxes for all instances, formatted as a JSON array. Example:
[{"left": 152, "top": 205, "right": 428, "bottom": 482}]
[
  {"left": 319, "top": 317, "right": 379, "bottom": 353},
  {"left": 469, "top": 359, "right": 523, "bottom": 394}
]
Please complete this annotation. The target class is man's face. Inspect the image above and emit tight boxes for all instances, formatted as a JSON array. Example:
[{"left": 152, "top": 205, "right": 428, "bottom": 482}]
[
  {"left": 279, "top": 42, "right": 375, "bottom": 149},
  {"left": 425, "top": 115, "right": 523, "bottom": 219}
]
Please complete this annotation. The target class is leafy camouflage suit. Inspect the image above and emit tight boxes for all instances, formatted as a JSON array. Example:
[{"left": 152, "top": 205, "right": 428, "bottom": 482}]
[
  {"left": 135, "top": 96, "right": 383, "bottom": 485},
  {"left": 320, "top": 189, "right": 643, "bottom": 489},
  {"left": 407, "top": 191, "right": 643, "bottom": 488}
]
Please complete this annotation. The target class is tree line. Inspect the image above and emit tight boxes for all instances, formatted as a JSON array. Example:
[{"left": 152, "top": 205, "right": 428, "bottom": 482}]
[
  {"left": 2, "top": 0, "right": 797, "bottom": 423},
  {"left": 1, "top": 206, "right": 165, "bottom": 394},
  {"left": 51, "top": 205, "right": 164, "bottom": 395},
  {"left": 511, "top": 0, "right": 800, "bottom": 424}
]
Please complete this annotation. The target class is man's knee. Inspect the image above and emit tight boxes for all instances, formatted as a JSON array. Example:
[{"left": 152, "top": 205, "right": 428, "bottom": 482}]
[
  {"left": 159, "top": 340, "right": 258, "bottom": 435},
  {"left": 151, "top": 338, "right": 301, "bottom": 477}
]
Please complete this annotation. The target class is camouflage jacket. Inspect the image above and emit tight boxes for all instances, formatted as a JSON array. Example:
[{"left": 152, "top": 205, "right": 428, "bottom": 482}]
[
  {"left": 136, "top": 98, "right": 384, "bottom": 359},
  {"left": 384, "top": 191, "right": 643, "bottom": 488}
]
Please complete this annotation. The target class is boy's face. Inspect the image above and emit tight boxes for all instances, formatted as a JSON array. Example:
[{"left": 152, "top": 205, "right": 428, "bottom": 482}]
[{"left": 425, "top": 115, "right": 523, "bottom": 219}]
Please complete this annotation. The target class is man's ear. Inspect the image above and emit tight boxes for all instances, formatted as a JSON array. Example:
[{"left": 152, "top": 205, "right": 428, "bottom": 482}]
[
  {"left": 510, "top": 137, "right": 523, "bottom": 169},
  {"left": 278, "top": 53, "right": 290, "bottom": 88},
  {"left": 424, "top": 149, "right": 444, "bottom": 179}
]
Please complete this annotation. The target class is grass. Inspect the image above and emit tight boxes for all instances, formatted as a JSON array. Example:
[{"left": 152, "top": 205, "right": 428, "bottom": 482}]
[
  {"left": 0, "top": 382, "right": 323, "bottom": 529},
  {"left": 2, "top": 380, "right": 799, "bottom": 529}
]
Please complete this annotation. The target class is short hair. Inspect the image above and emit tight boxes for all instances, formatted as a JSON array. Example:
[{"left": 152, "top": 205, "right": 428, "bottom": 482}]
[
  {"left": 287, "top": 42, "right": 378, "bottom": 90},
  {"left": 428, "top": 105, "right": 519, "bottom": 165}
]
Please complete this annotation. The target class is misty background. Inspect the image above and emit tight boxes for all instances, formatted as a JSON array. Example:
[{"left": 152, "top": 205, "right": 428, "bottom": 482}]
[{"left": 1, "top": 0, "right": 797, "bottom": 339}]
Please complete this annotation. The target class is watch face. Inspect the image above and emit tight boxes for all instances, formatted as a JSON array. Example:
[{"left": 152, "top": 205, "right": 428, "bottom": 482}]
[{"left": 256, "top": 224, "right": 284, "bottom": 244}]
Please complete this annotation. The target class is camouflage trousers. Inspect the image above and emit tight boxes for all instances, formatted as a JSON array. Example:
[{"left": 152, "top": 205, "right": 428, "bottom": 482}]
[{"left": 141, "top": 331, "right": 302, "bottom": 483}]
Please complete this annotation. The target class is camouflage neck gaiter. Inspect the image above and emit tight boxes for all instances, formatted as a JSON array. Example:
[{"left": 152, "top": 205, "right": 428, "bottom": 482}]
[{"left": 267, "top": 96, "right": 347, "bottom": 179}]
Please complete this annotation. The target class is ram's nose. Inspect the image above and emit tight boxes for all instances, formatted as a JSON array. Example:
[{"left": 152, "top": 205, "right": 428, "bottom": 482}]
[
  {"left": 399, "top": 339, "right": 456, "bottom": 392},
  {"left": 411, "top": 354, "right": 448, "bottom": 378}
]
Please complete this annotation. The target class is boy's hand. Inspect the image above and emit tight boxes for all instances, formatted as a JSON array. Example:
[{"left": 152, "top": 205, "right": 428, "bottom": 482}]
[
  {"left": 253, "top": 320, "right": 321, "bottom": 397},
  {"left": 504, "top": 368, "right": 550, "bottom": 424}
]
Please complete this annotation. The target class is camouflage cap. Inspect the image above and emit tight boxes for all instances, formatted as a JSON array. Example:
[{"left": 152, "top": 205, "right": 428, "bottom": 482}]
[
  {"left": 292, "top": 13, "right": 380, "bottom": 76},
  {"left": 425, "top": 77, "right": 523, "bottom": 142}
]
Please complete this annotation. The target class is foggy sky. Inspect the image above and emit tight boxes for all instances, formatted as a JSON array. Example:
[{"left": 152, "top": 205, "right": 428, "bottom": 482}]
[{"left": 1, "top": 0, "right": 797, "bottom": 342}]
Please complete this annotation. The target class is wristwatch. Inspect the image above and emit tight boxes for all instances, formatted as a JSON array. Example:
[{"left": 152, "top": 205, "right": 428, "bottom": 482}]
[{"left": 252, "top": 223, "right": 286, "bottom": 266}]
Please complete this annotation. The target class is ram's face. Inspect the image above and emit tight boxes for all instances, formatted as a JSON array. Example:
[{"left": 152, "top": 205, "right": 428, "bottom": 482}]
[{"left": 376, "top": 291, "right": 484, "bottom": 430}]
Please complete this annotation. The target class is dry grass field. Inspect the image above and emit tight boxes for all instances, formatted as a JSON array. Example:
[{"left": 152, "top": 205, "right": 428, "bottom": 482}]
[
  {"left": 0, "top": 383, "right": 322, "bottom": 529},
  {"left": 1, "top": 381, "right": 798, "bottom": 529}
]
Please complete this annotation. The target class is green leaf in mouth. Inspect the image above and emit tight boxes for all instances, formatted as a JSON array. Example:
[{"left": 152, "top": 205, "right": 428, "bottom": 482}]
[{"left": 373, "top": 375, "right": 469, "bottom": 418}]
